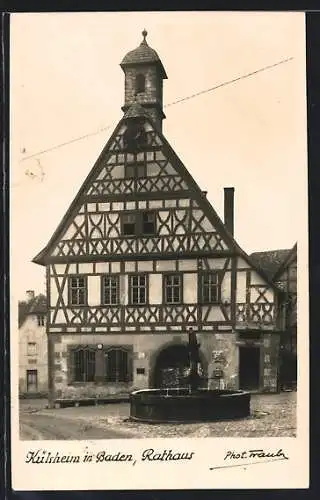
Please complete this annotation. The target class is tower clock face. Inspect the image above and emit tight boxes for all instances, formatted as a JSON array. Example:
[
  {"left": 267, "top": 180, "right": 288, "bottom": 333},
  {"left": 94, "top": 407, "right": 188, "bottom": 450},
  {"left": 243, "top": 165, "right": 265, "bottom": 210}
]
[{"left": 123, "top": 120, "right": 147, "bottom": 152}]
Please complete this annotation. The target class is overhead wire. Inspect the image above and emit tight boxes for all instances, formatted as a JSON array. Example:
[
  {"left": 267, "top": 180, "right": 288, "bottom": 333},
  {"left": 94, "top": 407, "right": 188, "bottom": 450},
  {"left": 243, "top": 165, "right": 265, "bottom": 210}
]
[{"left": 12, "top": 55, "right": 294, "bottom": 188}]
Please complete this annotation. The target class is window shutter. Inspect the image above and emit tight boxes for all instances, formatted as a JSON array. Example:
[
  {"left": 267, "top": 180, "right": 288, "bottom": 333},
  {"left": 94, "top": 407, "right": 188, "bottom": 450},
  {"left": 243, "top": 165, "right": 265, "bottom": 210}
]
[
  {"left": 128, "top": 349, "right": 133, "bottom": 383},
  {"left": 67, "top": 348, "right": 75, "bottom": 385}
]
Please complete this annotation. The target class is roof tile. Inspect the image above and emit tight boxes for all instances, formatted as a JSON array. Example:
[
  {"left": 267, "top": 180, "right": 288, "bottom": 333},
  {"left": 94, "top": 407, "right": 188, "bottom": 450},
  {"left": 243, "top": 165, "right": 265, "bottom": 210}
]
[{"left": 250, "top": 249, "right": 292, "bottom": 280}]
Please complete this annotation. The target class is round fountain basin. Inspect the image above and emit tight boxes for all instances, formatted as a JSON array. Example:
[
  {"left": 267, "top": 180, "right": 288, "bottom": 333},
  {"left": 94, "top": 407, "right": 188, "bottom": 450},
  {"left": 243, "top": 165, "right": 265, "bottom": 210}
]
[{"left": 130, "top": 388, "right": 251, "bottom": 423}]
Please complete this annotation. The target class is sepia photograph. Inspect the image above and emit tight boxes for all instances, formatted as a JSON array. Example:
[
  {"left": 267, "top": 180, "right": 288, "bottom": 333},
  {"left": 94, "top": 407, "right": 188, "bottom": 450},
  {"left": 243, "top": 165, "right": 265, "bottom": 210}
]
[{"left": 10, "top": 11, "right": 308, "bottom": 490}]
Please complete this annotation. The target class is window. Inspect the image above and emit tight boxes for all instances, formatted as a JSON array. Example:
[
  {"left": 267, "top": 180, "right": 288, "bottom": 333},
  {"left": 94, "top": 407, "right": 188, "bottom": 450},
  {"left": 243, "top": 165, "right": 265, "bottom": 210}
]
[
  {"left": 164, "top": 274, "right": 182, "bottom": 304},
  {"left": 124, "top": 162, "right": 146, "bottom": 178},
  {"left": 101, "top": 275, "right": 119, "bottom": 305},
  {"left": 105, "top": 348, "right": 130, "bottom": 382},
  {"left": 129, "top": 275, "right": 147, "bottom": 305},
  {"left": 71, "top": 347, "right": 96, "bottom": 382},
  {"left": 135, "top": 73, "right": 146, "bottom": 94},
  {"left": 121, "top": 211, "right": 156, "bottom": 236},
  {"left": 37, "top": 315, "right": 45, "bottom": 326},
  {"left": 142, "top": 211, "right": 155, "bottom": 235},
  {"left": 122, "top": 214, "right": 137, "bottom": 236},
  {"left": 69, "top": 276, "right": 87, "bottom": 306},
  {"left": 27, "top": 342, "right": 37, "bottom": 356},
  {"left": 200, "top": 272, "right": 220, "bottom": 303}
]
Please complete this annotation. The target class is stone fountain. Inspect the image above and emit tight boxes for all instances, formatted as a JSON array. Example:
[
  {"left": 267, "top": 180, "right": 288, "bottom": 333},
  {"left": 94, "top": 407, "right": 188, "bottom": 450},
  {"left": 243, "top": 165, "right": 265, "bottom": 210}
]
[{"left": 130, "top": 330, "right": 251, "bottom": 423}]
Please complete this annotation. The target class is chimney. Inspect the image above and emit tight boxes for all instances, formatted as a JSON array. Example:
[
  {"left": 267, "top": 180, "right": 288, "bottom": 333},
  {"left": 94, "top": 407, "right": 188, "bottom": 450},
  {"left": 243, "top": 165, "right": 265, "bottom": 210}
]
[
  {"left": 26, "top": 290, "right": 35, "bottom": 302},
  {"left": 224, "top": 187, "right": 234, "bottom": 237}
]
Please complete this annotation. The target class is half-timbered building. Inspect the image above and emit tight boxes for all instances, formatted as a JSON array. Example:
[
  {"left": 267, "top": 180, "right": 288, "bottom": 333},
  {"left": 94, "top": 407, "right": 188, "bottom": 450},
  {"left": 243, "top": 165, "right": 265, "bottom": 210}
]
[{"left": 33, "top": 31, "right": 284, "bottom": 405}]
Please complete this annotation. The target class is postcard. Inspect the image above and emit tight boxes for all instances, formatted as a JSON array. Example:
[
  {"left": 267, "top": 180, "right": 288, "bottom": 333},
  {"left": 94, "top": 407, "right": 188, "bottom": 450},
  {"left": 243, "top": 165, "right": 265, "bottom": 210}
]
[{"left": 10, "top": 11, "right": 308, "bottom": 490}]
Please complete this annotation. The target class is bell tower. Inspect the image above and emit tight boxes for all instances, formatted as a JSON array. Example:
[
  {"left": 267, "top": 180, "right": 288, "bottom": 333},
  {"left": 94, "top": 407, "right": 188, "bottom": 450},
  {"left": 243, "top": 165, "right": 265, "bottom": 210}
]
[{"left": 120, "top": 30, "right": 168, "bottom": 131}]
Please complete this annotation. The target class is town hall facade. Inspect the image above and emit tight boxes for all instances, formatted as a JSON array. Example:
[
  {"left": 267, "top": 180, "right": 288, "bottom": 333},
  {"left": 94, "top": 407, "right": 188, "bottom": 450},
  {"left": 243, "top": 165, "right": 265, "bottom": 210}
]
[{"left": 34, "top": 31, "right": 283, "bottom": 405}]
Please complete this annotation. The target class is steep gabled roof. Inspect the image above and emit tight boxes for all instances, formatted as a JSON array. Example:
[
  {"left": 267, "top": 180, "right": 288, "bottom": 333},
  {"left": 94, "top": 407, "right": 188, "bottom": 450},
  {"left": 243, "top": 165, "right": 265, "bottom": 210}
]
[
  {"left": 273, "top": 243, "right": 297, "bottom": 281},
  {"left": 32, "top": 105, "right": 280, "bottom": 292},
  {"left": 250, "top": 249, "right": 292, "bottom": 281},
  {"left": 18, "top": 294, "right": 47, "bottom": 328}
]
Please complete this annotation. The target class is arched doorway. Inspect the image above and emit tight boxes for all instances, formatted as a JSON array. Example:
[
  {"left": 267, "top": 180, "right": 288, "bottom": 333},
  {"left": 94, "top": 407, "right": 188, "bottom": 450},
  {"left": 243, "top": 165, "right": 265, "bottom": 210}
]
[
  {"left": 151, "top": 343, "right": 207, "bottom": 389},
  {"left": 153, "top": 344, "right": 189, "bottom": 388}
]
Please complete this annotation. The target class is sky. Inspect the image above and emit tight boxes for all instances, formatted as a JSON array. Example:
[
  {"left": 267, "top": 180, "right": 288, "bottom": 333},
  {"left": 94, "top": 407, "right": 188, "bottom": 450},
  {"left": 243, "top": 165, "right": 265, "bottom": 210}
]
[{"left": 10, "top": 12, "right": 307, "bottom": 300}]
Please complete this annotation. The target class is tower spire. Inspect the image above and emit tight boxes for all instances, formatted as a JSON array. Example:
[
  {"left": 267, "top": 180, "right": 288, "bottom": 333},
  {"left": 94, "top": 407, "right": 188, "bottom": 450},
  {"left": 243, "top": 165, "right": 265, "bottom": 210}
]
[{"left": 141, "top": 29, "right": 148, "bottom": 45}]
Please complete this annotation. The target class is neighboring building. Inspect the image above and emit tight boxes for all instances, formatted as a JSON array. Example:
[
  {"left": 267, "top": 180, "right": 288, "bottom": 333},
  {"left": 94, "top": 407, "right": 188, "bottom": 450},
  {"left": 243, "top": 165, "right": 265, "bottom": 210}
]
[
  {"left": 273, "top": 244, "right": 297, "bottom": 388},
  {"left": 33, "top": 31, "right": 284, "bottom": 406},
  {"left": 251, "top": 244, "right": 297, "bottom": 388},
  {"left": 19, "top": 291, "right": 48, "bottom": 396}
]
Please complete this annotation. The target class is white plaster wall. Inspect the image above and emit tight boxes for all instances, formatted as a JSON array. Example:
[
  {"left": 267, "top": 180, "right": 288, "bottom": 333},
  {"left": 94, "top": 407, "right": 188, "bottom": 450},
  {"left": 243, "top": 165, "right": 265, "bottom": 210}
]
[
  {"left": 236, "top": 271, "right": 247, "bottom": 302},
  {"left": 184, "top": 273, "right": 197, "bottom": 303}
]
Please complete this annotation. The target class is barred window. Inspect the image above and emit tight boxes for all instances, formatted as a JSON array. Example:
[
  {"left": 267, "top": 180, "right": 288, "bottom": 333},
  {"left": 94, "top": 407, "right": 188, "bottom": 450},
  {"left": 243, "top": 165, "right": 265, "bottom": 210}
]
[
  {"left": 71, "top": 347, "right": 96, "bottom": 382},
  {"left": 37, "top": 315, "right": 45, "bottom": 326},
  {"left": 200, "top": 272, "right": 220, "bottom": 303},
  {"left": 69, "top": 276, "right": 87, "bottom": 306},
  {"left": 164, "top": 274, "right": 182, "bottom": 304},
  {"left": 129, "top": 274, "right": 147, "bottom": 305},
  {"left": 105, "top": 348, "right": 129, "bottom": 383},
  {"left": 101, "top": 275, "right": 119, "bottom": 305}
]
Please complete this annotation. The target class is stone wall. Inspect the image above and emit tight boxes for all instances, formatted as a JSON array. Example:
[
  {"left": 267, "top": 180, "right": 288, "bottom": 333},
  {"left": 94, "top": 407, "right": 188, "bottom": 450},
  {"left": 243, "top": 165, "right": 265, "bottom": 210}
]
[{"left": 49, "top": 329, "right": 280, "bottom": 401}]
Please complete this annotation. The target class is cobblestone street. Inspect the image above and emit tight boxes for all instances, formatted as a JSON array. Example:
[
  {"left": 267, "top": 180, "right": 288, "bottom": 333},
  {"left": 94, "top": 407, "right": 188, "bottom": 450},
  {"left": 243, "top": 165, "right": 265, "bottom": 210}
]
[{"left": 20, "top": 391, "right": 296, "bottom": 440}]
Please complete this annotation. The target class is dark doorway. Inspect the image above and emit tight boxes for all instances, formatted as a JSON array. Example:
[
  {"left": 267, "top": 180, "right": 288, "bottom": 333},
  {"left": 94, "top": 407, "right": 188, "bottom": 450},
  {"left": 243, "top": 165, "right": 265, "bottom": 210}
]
[
  {"left": 153, "top": 344, "right": 191, "bottom": 388},
  {"left": 26, "top": 369, "right": 38, "bottom": 392},
  {"left": 239, "top": 346, "right": 260, "bottom": 390}
]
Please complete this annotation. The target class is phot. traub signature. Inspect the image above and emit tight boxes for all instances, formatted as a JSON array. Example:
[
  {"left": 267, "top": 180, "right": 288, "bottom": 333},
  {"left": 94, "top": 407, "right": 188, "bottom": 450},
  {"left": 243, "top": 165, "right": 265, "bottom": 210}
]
[{"left": 210, "top": 448, "right": 289, "bottom": 470}]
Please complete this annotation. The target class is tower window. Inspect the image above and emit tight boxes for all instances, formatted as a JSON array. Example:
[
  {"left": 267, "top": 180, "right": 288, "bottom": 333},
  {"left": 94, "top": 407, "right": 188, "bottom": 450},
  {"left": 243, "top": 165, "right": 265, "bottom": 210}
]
[{"left": 135, "top": 73, "right": 146, "bottom": 94}]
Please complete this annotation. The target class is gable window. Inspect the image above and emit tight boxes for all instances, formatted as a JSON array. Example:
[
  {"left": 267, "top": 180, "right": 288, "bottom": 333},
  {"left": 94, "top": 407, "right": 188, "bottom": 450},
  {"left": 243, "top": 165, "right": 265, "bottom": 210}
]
[
  {"left": 101, "top": 275, "right": 119, "bottom": 305},
  {"left": 135, "top": 73, "right": 146, "bottom": 94},
  {"left": 124, "top": 162, "right": 146, "bottom": 178},
  {"left": 129, "top": 274, "right": 147, "bottom": 305},
  {"left": 199, "top": 272, "right": 220, "bottom": 303},
  {"left": 37, "top": 315, "right": 45, "bottom": 326},
  {"left": 71, "top": 347, "right": 96, "bottom": 382},
  {"left": 105, "top": 347, "right": 130, "bottom": 382},
  {"left": 27, "top": 342, "right": 37, "bottom": 356},
  {"left": 121, "top": 211, "right": 156, "bottom": 236},
  {"left": 69, "top": 276, "right": 87, "bottom": 306},
  {"left": 164, "top": 274, "right": 182, "bottom": 304},
  {"left": 142, "top": 211, "right": 155, "bottom": 235}
]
